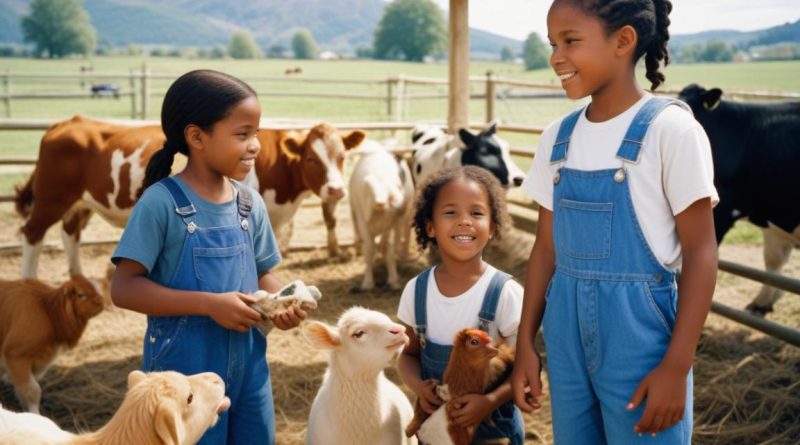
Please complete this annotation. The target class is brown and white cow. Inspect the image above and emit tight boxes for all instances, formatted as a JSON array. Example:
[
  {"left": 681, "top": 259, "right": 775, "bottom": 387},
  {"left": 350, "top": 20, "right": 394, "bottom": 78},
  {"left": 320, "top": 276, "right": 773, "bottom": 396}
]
[{"left": 15, "top": 115, "right": 364, "bottom": 278}]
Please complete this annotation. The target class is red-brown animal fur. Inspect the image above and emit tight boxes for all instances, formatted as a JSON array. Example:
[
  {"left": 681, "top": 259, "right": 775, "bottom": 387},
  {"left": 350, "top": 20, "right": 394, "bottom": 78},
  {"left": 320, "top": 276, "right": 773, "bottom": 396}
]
[
  {"left": 0, "top": 275, "right": 104, "bottom": 413},
  {"left": 405, "top": 329, "right": 514, "bottom": 443}
]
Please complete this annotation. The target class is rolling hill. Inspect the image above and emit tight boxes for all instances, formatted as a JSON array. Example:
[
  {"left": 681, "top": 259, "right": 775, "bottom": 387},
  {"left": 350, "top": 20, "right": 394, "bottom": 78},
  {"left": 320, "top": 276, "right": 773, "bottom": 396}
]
[{"left": 0, "top": 0, "right": 523, "bottom": 57}]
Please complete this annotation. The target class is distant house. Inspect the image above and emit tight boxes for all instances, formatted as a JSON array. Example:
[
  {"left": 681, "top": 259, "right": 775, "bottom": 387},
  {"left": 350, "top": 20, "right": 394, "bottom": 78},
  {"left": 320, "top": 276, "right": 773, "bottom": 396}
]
[{"left": 319, "top": 50, "right": 340, "bottom": 60}]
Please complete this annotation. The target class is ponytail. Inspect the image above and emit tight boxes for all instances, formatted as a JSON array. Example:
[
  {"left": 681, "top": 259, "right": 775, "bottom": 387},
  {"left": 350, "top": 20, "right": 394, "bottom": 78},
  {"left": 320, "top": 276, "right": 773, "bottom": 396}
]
[
  {"left": 644, "top": 0, "right": 672, "bottom": 91},
  {"left": 140, "top": 139, "right": 182, "bottom": 196}
]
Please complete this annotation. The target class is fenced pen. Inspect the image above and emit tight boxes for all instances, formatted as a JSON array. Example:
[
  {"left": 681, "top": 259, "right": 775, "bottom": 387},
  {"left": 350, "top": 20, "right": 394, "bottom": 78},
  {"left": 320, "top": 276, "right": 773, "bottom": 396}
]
[{"left": 0, "top": 65, "right": 798, "bottom": 443}]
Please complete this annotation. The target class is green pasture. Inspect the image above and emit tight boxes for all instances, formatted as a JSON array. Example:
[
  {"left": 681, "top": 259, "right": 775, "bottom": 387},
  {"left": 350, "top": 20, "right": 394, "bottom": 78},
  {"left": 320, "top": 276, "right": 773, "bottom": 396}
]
[{"left": 0, "top": 57, "right": 796, "bottom": 245}]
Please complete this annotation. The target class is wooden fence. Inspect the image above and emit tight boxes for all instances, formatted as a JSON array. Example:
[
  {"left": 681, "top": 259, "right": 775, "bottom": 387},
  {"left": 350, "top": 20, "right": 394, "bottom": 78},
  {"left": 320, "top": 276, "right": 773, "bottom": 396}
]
[
  {"left": 0, "top": 117, "right": 798, "bottom": 346},
  {"left": 3, "top": 68, "right": 800, "bottom": 120}
]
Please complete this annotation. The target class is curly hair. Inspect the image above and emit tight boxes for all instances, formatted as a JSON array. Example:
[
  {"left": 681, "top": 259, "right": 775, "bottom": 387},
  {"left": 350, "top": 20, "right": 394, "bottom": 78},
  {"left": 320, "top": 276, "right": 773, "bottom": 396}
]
[
  {"left": 413, "top": 166, "right": 509, "bottom": 251},
  {"left": 561, "top": 0, "right": 673, "bottom": 91}
]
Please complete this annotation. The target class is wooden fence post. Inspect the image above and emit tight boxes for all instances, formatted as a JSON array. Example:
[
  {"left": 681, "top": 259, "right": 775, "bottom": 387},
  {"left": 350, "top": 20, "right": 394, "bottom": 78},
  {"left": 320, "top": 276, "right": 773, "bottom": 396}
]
[
  {"left": 386, "top": 77, "right": 394, "bottom": 120},
  {"left": 394, "top": 74, "right": 405, "bottom": 122},
  {"left": 2, "top": 72, "right": 10, "bottom": 118},
  {"left": 129, "top": 69, "right": 137, "bottom": 119},
  {"left": 485, "top": 70, "right": 496, "bottom": 124},
  {"left": 140, "top": 63, "right": 150, "bottom": 120}
]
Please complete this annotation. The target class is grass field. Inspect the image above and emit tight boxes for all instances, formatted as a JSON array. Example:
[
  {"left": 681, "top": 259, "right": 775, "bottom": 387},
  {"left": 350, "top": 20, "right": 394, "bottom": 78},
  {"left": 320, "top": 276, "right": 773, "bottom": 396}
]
[{"left": 0, "top": 57, "right": 797, "bottom": 244}]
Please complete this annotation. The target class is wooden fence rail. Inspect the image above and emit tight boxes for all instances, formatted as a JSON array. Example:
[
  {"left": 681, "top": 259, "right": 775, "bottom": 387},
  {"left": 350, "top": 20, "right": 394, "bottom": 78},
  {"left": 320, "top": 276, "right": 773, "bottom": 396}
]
[{"left": 3, "top": 69, "right": 799, "bottom": 120}]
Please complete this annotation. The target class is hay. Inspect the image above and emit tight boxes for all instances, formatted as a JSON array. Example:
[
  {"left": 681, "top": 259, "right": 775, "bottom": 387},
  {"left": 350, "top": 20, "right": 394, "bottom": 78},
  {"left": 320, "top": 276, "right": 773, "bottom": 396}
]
[{"left": 1, "top": 214, "right": 798, "bottom": 444}]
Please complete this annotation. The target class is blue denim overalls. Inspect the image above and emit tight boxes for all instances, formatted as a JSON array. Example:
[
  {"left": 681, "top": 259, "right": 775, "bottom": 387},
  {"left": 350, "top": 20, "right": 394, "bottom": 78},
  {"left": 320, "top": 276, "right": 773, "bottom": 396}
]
[
  {"left": 142, "top": 177, "right": 275, "bottom": 445},
  {"left": 543, "top": 97, "right": 693, "bottom": 444},
  {"left": 414, "top": 267, "right": 525, "bottom": 444}
]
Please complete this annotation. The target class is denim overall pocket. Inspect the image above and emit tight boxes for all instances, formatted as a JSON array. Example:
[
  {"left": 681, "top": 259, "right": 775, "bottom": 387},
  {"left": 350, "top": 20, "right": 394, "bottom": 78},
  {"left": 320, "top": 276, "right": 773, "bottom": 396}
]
[
  {"left": 643, "top": 282, "right": 678, "bottom": 336},
  {"left": 193, "top": 244, "right": 245, "bottom": 292},
  {"left": 556, "top": 199, "right": 613, "bottom": 259},
  {"left": 146, "top": 319, "right": 185, "bottom": 370}
]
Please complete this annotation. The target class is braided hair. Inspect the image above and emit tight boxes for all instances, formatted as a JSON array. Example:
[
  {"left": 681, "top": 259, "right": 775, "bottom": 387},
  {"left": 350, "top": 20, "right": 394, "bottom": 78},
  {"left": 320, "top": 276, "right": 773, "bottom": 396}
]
[
  {"left": 140, "top": 69, "right": 257, "bottom": 194},
  {"left": 564, "top": 0, "right": 672, "bottom": 90}
]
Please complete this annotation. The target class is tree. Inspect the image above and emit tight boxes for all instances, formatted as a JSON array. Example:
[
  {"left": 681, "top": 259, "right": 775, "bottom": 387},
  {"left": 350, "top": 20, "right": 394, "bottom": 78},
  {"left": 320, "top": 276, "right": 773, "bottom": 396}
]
[
  {"left": 21, "top": 0, "right": 97, "bottom": 58},
  {"left": 500, "top": 46, "right": 515, "bottom": 62},
  {"left": 373, "top": 0, "right": 446, "bottom": 62},
  {"left": 699, "top": 40, "right": 734, "bottom": 62},
  {"left": 228, "top": 31, "right": 262, "bottom": 59},
  {"left": 292, "top": 29, "right": 318, "bottom": 60},
  {"left": 267, "top": 44, "right": 286, "bottom": 59},
  {"left": 523, "top": 32, "right": 549, "bottom": 70}
]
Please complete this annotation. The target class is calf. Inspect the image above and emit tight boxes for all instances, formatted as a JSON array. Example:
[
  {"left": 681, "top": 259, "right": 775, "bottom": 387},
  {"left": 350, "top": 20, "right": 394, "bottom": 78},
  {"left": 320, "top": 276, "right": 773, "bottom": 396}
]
[
  {"left": 410, "top": 123, "right": 525, "bottom": 188},
  {"left": 0, "top": 370, "right": 230, "bottom": 445},
  {"left": 304, "top": 307, "right": 417, "bottom": 445},
  {"left": 0, "top": 275, "right": 104, "bottom": 413},
  {"left": 15, "top": 116, "right": 364, "bottom": 278},
  {"left": 678, "top": 85, "right": 800, "bottom": 315},
  {"left": 348, "top": 141, "right": 415, "bottom": 290}
]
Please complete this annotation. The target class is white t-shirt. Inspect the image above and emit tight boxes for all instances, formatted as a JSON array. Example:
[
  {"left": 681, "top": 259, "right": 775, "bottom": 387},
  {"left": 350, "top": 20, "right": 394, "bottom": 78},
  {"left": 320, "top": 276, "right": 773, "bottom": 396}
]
[
  {"left": 397, "top": 264, "right": 523, "bottom": 346},
  {"left": 522, "top": 94, "right": 719, "bottom": 271}
]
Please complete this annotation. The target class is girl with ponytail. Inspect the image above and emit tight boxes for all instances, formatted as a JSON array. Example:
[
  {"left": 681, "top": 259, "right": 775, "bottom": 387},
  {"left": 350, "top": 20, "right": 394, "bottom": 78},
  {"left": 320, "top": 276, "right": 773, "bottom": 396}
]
[
  {"left": 512, "top": 1, "right": 718, "bottom": 443},
  {"left": 111, "top": 70, "right": 312, "bottom": 445}
]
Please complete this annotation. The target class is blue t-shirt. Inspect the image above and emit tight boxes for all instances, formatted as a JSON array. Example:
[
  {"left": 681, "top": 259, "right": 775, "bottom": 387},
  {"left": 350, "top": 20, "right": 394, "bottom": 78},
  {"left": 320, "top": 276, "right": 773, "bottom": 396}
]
[{"left": 112, "top": 176, "right": 281, "bottom": 286}]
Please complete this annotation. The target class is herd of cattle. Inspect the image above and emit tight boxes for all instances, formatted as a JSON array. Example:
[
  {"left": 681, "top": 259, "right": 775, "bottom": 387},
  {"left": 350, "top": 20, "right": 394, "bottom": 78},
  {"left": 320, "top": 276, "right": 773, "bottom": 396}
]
[{"left": 9, "top": 84, "right": 800, "bottom": 315}]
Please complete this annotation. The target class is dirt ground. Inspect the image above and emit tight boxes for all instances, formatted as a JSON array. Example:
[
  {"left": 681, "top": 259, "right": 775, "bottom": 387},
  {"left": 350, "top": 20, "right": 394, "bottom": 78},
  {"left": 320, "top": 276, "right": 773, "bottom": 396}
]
[{"left": 0, "top": 198, "right": 798, "bottom": 444}]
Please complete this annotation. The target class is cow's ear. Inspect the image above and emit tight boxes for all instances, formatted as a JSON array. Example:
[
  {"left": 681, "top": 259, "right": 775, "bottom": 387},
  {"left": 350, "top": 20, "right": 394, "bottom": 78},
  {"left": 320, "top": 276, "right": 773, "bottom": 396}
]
[
  {"left": 458, "top": 128, "right": 476, "bottom": 147},
  {"left": 703, "top": 88, "right": 722, "bottom": 110},
  {"left": 342, "top": 130, "right": 366, "bottom": 150},
  {"left": 280, "top": 136, "right": 304, "bottom": 160}
]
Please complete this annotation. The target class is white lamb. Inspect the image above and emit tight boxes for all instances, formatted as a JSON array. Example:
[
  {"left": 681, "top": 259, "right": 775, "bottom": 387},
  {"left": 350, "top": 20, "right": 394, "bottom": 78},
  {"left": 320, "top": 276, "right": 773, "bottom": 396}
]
[
  {"left": 0, "top": 370, "right": 229, "bottom": 445},
  {"left": 348, "top": 140, "right": 414, "bottom": 290},
  {"left": 304, "top": 307, "right": 417, "bottom": 445}
]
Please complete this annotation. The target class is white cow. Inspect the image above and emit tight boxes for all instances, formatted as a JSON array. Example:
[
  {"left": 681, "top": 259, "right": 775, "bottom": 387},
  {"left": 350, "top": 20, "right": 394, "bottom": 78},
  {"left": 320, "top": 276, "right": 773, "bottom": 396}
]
[{"left": 348, "top": 141, "right": 414, "bottom": 290}]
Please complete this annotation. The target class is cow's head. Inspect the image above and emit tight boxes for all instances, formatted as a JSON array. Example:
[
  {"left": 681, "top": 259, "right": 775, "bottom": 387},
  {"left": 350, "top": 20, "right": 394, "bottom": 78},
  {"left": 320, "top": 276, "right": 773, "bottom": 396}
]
[
  {"left": 458, "top": 123, "right": 525, "bottom": 187},
  {"left": 282, "top": 124, "right": 365, "bottom": 202},
  {"left": 410, "top": 125, "right": 450, "bottom": 185},
  {"left": 678, "top": 84, "right": 723, "bottom": 118}
]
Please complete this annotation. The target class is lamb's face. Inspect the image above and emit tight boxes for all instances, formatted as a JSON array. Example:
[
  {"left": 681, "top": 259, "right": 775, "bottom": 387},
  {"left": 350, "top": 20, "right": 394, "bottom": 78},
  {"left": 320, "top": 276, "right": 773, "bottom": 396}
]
[
  {"left": 337, "top": 308, "right": 408, "bottom": 370},
  {"left": 64, "top": 274, "right": 105, "bottom": 319},
  {"left": 125, "top": 370, "right": 230, "bottom": 445},
  {"left": 304, "top": 307, "right": 408, "bottom": 373}
]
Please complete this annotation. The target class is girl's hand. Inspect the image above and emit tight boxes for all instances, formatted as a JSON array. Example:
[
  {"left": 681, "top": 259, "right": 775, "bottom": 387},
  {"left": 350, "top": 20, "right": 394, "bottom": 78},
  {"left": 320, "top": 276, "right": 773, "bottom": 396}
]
[
  {"left": 415, "top": 379, "right": 443, "bottom": 414},
  {"left": 207, "top": 292, "right": 262, "bottom": 333},
  {"left": 447, "top": 393, "right": 494, "bottom": 428},
  {"left": 270, "top": 303, "right": 308, "bottom": 330},
  {"left": 511, "top": 344, "right": 543, "bottom": 413},
  {"left": 628, "top": 362, "right": 688, "bottom": 435}
]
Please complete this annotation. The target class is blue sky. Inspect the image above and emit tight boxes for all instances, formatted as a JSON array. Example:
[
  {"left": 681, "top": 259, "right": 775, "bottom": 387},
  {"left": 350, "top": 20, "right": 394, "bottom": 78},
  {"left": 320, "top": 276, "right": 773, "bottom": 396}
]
[{"left": 431, "top": 0, "right": 800, "bottom": 41}]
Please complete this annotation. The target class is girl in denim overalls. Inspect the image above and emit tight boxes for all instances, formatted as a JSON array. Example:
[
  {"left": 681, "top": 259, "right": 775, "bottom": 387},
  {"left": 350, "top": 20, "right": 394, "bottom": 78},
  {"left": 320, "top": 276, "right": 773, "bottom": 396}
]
[
  {"left": 111, "top": 70, "right": 310, "bottom": 445},
  {"left": 397, "top": 166, "right": 525, "bottom": 444},
  {"left": 511, "top": 1, "right": 719, "bottom": 444}
]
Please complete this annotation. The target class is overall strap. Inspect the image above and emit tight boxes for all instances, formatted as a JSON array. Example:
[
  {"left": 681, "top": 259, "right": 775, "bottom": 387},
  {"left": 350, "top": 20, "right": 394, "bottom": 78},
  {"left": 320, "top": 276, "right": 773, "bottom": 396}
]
[
  {"left": 478, "top": 271, "right": 512, "bottom": 333},
  {"left": 159, "top": 177, "right": 198, "bottom": 233},
  {"left": 616, "top": 97, "right": 684, "bottom": 163},
  {"left": 414, "top": 267, "right": 433, "bottom": 348},
  {"left": 231, "top": 181, "right": 253, "bottom": 231},
  {"left": 550, "top": 107, "right": 585, "bottom": 164}
]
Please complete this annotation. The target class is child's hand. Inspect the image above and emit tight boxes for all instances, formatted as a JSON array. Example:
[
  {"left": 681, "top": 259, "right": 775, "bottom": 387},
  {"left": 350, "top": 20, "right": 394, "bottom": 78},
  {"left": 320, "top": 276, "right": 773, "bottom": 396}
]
[
  {"left": 511, "top": 344, "right": 543, "bottom": 413},
  {"left": 628, "top": 362, "right": 688, "bottom": 435},
  {"left": 207, "top": 292, "right": 262, "bottom": 333},
  {"left": 414, "top": 379, "right": 443, "bottom": 414},
  {"left": 447, "top": 393, "right": 494, "bottom": 428},
  {"left": 269, "top": 303, "right": 308, "bottom": 330}
]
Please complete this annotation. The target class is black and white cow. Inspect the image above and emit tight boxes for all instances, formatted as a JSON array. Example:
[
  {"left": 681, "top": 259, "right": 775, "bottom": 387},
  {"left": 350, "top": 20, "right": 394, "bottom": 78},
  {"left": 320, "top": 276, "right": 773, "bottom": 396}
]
[
  {"left": 409, "top": 122, "right": 526, "bottom": 188},
  {"left": 678, "top": 84, "right": 800, "bottom": 316}
]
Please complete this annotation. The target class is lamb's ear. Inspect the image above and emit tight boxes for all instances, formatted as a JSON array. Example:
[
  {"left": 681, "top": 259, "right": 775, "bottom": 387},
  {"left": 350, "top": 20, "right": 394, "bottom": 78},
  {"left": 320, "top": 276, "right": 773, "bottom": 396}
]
[
  {"left": 154, "top": 400, "right": 185, "bottom": 445},
  {"left": 127, "top": 370, "right": 147, "bottom": 389},
  {"left": 303, "top": 321, "right": 341, "bottom": 350}
]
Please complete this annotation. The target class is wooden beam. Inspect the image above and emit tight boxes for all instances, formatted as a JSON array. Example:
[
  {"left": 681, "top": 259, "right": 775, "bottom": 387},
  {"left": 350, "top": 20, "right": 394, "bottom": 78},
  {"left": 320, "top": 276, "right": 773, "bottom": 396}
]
[{"left": 448, "top": 0, "right": 470, "bottom": 138}]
